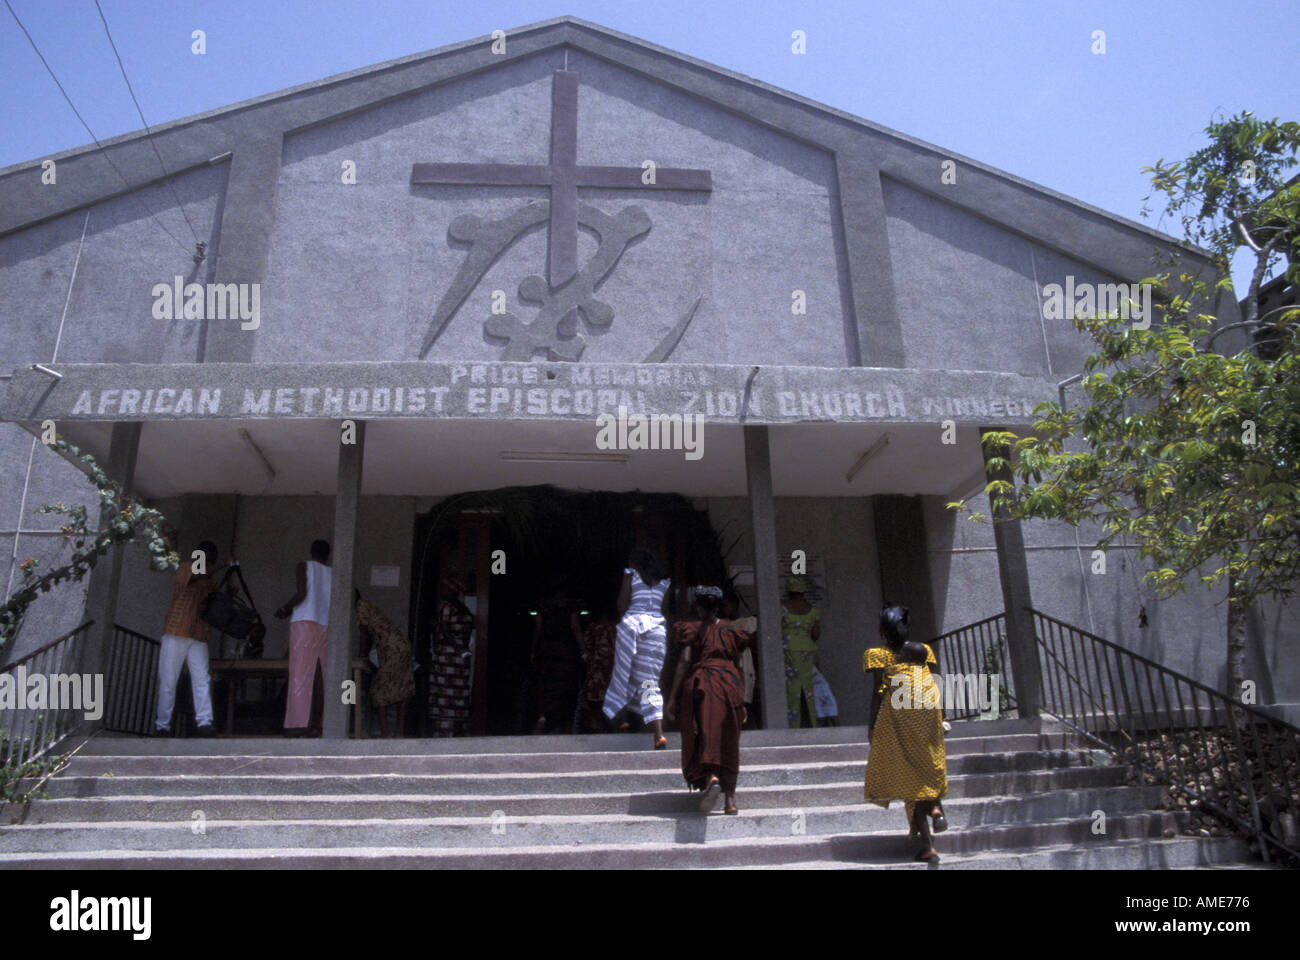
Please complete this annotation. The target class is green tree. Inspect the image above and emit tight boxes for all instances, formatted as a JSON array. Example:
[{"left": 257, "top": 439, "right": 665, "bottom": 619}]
[
  {"left": 0, "top": 438, "right": 177, "bottom": 654},
  {"left": 951, "top": 113, "right": 1299, "bottom": 702}
]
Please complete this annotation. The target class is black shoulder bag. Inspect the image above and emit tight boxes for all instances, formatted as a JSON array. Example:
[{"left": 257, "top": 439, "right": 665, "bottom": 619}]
[{"left": 200, "top": 562, "right": 266, "bottom": 658}]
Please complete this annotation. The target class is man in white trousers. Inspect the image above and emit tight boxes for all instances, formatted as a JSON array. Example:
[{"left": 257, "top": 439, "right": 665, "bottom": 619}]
[{"left": 154, "top": 539, "right": 233, "bottom": 736}]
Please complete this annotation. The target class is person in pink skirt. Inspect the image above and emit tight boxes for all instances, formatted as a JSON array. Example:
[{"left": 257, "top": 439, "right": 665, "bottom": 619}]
[{"left": 274, "top": 539, "right": 332, "bottom": 737}]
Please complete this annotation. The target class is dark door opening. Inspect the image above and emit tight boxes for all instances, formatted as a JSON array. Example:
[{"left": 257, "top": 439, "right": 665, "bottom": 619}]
[{"left": 410, "top": 486, "right": 730, "bottom": 736}]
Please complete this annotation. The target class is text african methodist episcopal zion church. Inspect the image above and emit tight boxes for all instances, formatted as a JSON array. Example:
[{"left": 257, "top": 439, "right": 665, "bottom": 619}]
[{"left": 1, "top": 15, "right": 1296, "bottom": 740}]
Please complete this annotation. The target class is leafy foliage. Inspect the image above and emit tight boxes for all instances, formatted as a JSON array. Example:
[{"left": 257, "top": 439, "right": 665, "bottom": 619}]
[
  {"left": 0, "top": 437, "right": 178, "bottom": 654},
  {"left": 0, "top": 744, "right": 63, "bottom": 806},
  {"left": 1142, "top": 112, "right": 1299, "bottom": 323},
  {"left": 965, "top": 300, "right": 1300, "bottom": 611},
  {"left": 948, "top": 113, "right": 1299, "bottom": 694}
]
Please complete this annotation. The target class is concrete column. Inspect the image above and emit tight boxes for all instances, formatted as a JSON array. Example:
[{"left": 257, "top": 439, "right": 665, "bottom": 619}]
[
  {"left": 323, "top": 420, "right": 364, "bottom": 737},
  {"left": 80, "top": 422, "right": 143, "bottom": 712},
  {"left": 744, "top": 425, "right": 787, "bottom": 729},
  {"left": 202, "top": 137, "right": 283, "bottom": 363},
  {"left": 980, "top": 429, "right": 1042, "bottom": 717},
  {"left": 836, "top": 157, "right": 906, "bottom": 368}
]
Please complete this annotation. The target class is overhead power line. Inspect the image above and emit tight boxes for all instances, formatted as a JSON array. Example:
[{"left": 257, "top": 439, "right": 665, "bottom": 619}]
[
  {"left": 3, "top": 0, "right": 198, "bottom": 258},
  {"left": 92, "top": 0, "right": 202, "bottom": 247}
]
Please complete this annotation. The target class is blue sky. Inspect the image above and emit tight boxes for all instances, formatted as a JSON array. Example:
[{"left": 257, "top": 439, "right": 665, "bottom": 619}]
[{"left": 2, "top": 0, "right": 1297, "bottom": 287}]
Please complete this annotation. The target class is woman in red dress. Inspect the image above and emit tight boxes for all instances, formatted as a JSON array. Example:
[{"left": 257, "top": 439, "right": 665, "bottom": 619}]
[{"left": 666, "top": 586, "right": 754, "bottom": 815}]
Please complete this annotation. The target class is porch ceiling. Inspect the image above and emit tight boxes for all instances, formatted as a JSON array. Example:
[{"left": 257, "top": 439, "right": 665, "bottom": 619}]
[{"left": 46, "top": 418, "right": 993, "bottom": 500}]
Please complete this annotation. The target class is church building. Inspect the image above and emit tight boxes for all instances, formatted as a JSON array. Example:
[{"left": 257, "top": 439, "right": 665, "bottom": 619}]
[{"left": 2, "top": 16, "right": 1295, "bottom": 736}]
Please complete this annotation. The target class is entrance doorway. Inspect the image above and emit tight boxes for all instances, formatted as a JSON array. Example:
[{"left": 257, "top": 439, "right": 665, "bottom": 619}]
[{"left": 410, "top": 486, "right": 728, "bottom": 736}]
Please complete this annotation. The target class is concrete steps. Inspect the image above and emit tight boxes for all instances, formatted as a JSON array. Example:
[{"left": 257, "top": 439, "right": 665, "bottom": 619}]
[
  {"left": 32, "top": 752, "right": 1104, "bottom": 800},
  {"left": 0, "top": 719, "right": 1265, "bottom": 869},
  {"left": 18, "top": 767, "right": 1135, "bottom": 821},
  {"left": 732, "top": 837, "right": 1258, "bottom": 870}
]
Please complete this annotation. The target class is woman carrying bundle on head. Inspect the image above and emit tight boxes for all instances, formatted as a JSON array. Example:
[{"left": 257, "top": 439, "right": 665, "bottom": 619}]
[
  {"left": 667, "top": 585, "right": 754, "bottom": 814},
  {"left": 602, "top": 549, "right": 672, "bottom": 750},
  {"left": 863, "top": 603, "right": 949, "bottom": 864}
]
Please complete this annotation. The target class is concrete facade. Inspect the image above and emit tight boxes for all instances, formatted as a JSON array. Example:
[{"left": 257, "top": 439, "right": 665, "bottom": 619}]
[{"left": 0, "top": 17, "right": 1291, "bottom": 725}]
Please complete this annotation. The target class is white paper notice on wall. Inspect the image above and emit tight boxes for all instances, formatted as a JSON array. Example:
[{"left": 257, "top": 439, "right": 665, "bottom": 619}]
[{"left": 370, "top": 564, "right": 400, "bottom": 587}]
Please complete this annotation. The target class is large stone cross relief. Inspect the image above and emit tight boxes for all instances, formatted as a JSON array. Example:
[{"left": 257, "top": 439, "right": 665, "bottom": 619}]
[{"left": 413, "top": 70, "right": 712, "bottom": 360}]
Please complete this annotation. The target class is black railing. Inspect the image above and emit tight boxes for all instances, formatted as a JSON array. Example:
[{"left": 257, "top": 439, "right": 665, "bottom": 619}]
[
  {"left": 103, "top": 625, "right": 160, "bottom": 736},
  {"left": 0, "top": 620, "right": 95, "bottom": 768},
  {"left": 928, "top": 613, "right": 1017, "bottom": 721},
  {"left": 1031, "top": 608, "right": 1300, "bottom": 865}
]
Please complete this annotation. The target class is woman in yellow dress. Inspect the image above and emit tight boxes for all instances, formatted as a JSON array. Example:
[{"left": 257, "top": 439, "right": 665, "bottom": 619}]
[
  {"left": 863, "top": 603, "right": 948, "bottom": 863},
  {"left": 780, "top": 578, "right": 821, "bottom": 728}
]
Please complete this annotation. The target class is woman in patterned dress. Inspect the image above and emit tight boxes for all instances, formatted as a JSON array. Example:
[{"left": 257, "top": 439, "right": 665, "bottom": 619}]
[
  {"left": 780, "top": 578, "right": 822, "bottom": 728},
  {"left": 355, "top": 589, "right": 415, "bottom": 737},
  {"left": 430, "top": 577, "right": 475, "bottom": 737},
  {"left": 666, "top": 586, "right": 754, "bottom": 815},
  {"left": 601, "top": 549, "right": 672, "bottom": 750},
  {"left": 863, "top": 603, "right": 949, "bottom": 863}
]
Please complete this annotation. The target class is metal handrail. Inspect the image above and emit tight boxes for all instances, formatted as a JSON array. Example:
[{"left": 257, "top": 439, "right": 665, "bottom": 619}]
[
  {"left": 1033, "top": 631, "right": 1133, "bottom": 747},
  {"left": 110, "top": 625, "right": 159, "bottom": 646},
  {"left": 0, "top": 620, "right": 95, "bottom": 674},
  {"left": 0, "top": 620, "right": 95, "bottom": 769},
  {"left": 1030, "top": 608, "right": 1300, "bottom": 740},
  {"left": 1030, "top": 607, "right": 1300, "bottom": 866},
  {"left": 928, "top": 613, "right": 1018, "bottom": 720},
  {"left": 928, "top": 606, "right": 1299, "bottom": 864},
  {"left": 103, "top": 624, "right": 161, "bottom": 736}
]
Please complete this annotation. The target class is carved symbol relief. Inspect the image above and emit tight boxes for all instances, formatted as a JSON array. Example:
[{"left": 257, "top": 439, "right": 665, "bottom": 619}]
[{"left": 412, "top": 70, "right": 711, "bottom": 362}]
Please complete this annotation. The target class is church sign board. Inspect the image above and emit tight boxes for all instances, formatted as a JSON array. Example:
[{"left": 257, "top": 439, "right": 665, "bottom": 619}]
[{"left": 3, "top": 361, "right": 1054, "bottom": 426}]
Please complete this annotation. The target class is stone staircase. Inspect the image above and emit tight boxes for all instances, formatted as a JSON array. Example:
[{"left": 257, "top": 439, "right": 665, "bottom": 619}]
[{"left": 0, "top": 718, "right": 1262, "bottom": 869}]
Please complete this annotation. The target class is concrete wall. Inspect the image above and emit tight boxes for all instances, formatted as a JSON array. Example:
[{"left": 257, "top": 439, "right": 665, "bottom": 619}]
[
  {"left": 261, "top": 48, "right": 849, "bottom": 367},
  {"left": 1252, "top": 598, "right": 1300, "bottom": 719},
  {"left": 883, "top": 175, "right": 1136, "bottom": 378},
  {"left": 698, "top": 495, "right": 882, "bottom": 725},
  {"left": 0, "top": 163, "right": 228, "bottom": 368}
]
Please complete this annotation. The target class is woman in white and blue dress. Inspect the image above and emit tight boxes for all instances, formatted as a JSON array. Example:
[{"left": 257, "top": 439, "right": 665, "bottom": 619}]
[{"left": 602, "top": 548, "right": 672, "bottom": 749}]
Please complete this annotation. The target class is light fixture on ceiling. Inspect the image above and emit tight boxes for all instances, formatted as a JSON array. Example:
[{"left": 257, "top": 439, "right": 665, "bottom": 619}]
[
  {"left": 845, "top": 433, "right": 891, "bottom": 483},
  {"left": 499, "top": 451, "right": 628, "bottom": 465}
]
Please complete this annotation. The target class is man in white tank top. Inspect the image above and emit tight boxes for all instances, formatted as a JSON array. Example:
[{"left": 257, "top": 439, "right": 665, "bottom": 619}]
[{"left": 274, "top": 539, "right": 332, "bottom": 736}]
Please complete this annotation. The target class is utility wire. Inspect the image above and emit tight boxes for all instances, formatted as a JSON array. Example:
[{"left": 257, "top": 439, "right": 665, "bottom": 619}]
[
  {"left": 3, "top": 0, "right": 196, "bottom": 257},
  {"left": 92, "top": 0, "right": 202, "bottom": 247}
]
